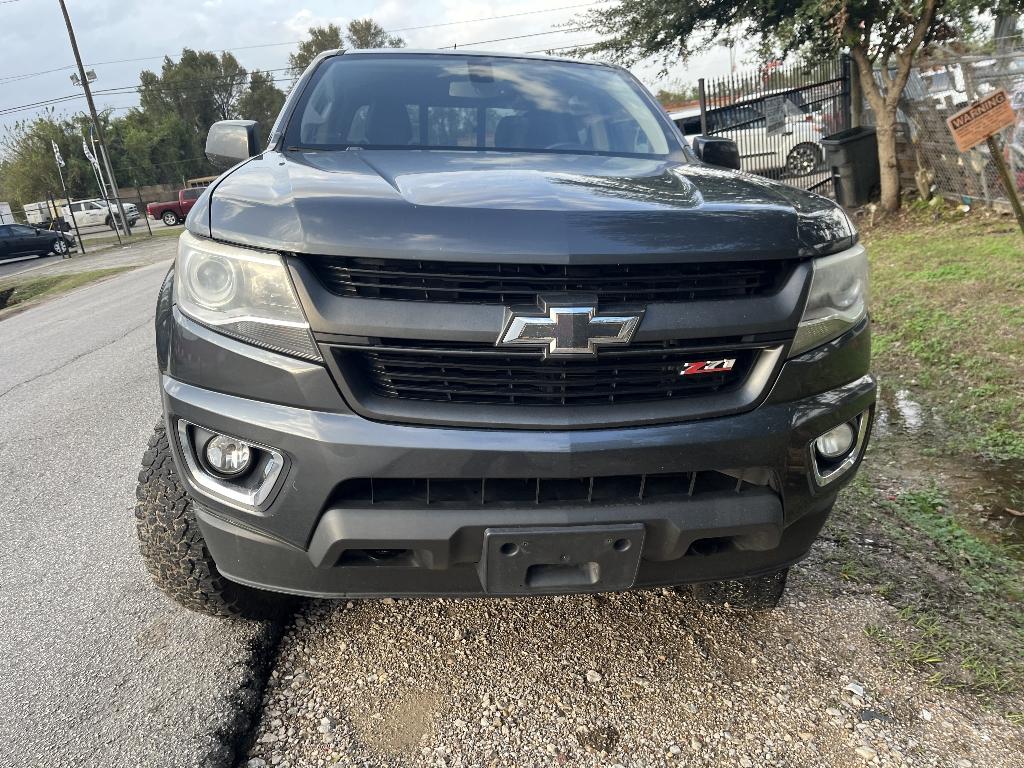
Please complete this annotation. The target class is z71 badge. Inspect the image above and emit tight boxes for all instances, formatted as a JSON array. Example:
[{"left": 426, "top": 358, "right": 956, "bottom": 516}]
[{"left": 680, "top": 358, "right": 737, "bottom": 376}]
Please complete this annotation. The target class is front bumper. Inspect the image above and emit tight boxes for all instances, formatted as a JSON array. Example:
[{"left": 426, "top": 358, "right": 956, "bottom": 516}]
[{"left": 160, "top": 313, "right": 875, "bottom": 597}]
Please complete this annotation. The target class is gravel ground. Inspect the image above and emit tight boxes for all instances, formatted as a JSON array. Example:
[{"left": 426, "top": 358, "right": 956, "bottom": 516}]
[
  {"left": 247, "top": 559, "right": 1023, "bottom": 768},
  {"left": 0, "top": 245, "right": 277, "bottom": 767}
]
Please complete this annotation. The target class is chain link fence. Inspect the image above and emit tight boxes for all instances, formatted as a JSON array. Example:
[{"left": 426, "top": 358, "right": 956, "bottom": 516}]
[{"left": 882, "top": 49, "right": 1024, "bottom": 208}]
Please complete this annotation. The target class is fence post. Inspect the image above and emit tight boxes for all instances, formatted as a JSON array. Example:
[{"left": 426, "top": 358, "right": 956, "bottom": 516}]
[
  {"left": 698, "top": 78, "right": 708, "bottom": 135},
  {"left": 137, "top": 187, "right": 153, "bottom": 237},
  {"left": 58, "top": 189, "right": 85, "bottom": 255}
]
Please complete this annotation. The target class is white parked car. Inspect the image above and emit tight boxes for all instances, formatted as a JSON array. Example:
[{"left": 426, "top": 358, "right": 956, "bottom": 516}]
[
  {"left": 671, "top": 102, "right": 825, "bottom": 177},
  {"left": 61, "top": 199, "right": 139, "bottom": 230}
]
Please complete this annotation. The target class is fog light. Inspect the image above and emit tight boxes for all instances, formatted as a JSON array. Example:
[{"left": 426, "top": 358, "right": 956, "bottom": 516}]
[
  {"left": 204, "top": 434, "right": 252, "bottom": 477},
  {"left": 815, "top": 422, "right": 856, "bottom": 459}
]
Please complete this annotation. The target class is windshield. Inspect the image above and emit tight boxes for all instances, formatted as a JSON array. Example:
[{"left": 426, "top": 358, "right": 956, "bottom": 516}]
[{"left": 286, "top": 54, "right": 678, "bottom": 158}]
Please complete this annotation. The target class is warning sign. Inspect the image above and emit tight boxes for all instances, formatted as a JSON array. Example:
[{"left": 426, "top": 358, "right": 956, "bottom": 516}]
[{"left": 946, "top": 89, "right": 1015, "bottom": 152}]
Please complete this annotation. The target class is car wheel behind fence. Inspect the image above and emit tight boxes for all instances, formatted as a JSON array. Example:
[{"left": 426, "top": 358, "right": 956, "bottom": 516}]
[{"left": 785, "top": 143, "right": 822, "bottom": 177}]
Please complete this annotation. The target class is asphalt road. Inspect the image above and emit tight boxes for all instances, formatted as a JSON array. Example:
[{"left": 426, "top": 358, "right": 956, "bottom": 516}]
[
  {"left": 0, "top": 241, "right": 274, "bottom": 768},
  {"left": 0, "top": 253, "right": 64, "bottom": 280}
]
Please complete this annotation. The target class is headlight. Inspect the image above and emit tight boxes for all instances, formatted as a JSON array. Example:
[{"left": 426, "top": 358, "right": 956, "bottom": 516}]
[
  {"left": 790, "top": 243, "right": 868, "bottom": 357},
  {"left": 175, "top": 231, "right": 321, "bottom": 361}
]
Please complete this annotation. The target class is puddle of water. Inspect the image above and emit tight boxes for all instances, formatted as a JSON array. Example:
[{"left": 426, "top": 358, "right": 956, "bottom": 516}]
[
  {"left": 871, "top": 384, "right": 1024, "bottom": 556},
  {"left": 893, "top": 389, "right": 923, "bottom": 432}
]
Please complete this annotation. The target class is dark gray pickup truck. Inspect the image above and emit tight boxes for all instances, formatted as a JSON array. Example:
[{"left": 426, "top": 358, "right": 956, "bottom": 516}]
[{"left": 136, "top": 49, "right": 874, "bottom": 618}]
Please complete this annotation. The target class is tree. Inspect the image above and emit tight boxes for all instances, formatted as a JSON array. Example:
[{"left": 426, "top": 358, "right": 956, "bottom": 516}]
[
  {"left": 573, "top": 0, "right": 1022, "bottom": 212},
  {"left": 288, "top": 23, "right": 343, "bottom": 79},
  {"left": 139, "top": 49, "right": 249, "bottom": 139},
  {"left": 288, "top": 19, "right": 405, "bottom": 79},
  {"left": 654, "top": 82, "right": 699, "bottom": 106},
  {"left": 236, "top": 70, "right": 286, "bottom": 140},
  {"left": 0, "top": 113, "right": 100, "bottom": 205},
  {"left": 345, "top": 18, "right": 405, "bottom": 49}
]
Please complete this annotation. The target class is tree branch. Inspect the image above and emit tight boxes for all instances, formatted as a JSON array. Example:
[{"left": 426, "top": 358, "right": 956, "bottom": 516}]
[{"left": 886, "top": 0, "right": 940, "bottom": 109}]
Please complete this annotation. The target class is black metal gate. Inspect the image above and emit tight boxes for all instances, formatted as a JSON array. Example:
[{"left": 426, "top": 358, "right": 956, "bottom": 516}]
[{"left": 678, "top": 56, "right": 852, "bottom": 194}]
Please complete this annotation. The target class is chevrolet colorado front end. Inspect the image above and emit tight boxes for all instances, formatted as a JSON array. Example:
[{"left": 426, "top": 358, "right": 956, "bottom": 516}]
[{"left": 136, "top": 50, "right": 873, "bottom": 617}]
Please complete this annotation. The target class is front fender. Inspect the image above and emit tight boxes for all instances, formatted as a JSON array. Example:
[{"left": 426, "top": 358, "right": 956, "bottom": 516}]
[{"left": 155, "top": 266, "right": 174, "bottom": 373}]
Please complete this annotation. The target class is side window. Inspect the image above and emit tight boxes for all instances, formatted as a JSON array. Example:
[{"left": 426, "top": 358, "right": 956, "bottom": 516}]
[
  {"left": 183, "top": 188, "right": 202, "bottom": 200},
  {"left": 12, "top": 225, "right": 34, "bottom": 235},
  {"left": 0, "top": 226, "right": 10, "bottom": 238}
]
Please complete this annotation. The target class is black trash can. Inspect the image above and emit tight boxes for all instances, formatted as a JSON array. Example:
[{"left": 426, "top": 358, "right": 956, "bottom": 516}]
[{"left": 820, "top": 127, "right": 879, "bottom": 208}]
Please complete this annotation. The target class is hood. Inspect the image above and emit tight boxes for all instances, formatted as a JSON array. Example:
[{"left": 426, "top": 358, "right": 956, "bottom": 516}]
[{"left": 199, "top": 149, "right": 841, "bottom": 263}]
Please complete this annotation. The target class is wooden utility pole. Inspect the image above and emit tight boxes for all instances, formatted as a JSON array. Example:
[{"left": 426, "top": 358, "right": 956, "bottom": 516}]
[{"left": 56, "top": 0, "right": 131, "bottom": 239}]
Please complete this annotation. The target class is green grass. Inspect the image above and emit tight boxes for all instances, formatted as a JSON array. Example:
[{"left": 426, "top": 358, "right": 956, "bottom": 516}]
[
  {"left": 0, "top": 267, "right": 134, "bottom": 312},
  {"left": 81, "top": 226, "right": 180, "bottom": 249},
  {"left": 865, "top": 212, "right": 1024, "bottom": 459},
  {"left": 825, "top": 476, "right": 1024, "bottom": 697}
]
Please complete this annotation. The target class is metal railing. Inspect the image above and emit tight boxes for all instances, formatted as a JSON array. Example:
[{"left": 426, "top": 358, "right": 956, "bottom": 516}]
[{"left": 688, "top": 56, "right": 852, "bottom": 194}]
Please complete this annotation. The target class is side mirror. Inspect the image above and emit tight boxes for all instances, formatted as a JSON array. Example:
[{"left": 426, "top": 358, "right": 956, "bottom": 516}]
[
  {"left": 206, "top": 120, "right": 261, "bottom": 167},
  {"left": 692, "top": 135, "right": 741, "bottom": 170}
]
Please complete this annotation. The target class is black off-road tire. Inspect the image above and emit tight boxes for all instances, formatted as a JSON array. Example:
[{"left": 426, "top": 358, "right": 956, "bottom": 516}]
[
  {"left": 690, "top": 568, "right": 789, "bottom": 611},
  {"left": 135, "top": 422, "right": 290, "bottom": 619}
]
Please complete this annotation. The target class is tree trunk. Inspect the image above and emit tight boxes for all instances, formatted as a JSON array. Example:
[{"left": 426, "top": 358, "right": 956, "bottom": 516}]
[
  {"left": 874, "top": 109, "right": 901, "bottom": 212},
  {"left": 852, "top": 50, "right": 902, "bottom": 212}
]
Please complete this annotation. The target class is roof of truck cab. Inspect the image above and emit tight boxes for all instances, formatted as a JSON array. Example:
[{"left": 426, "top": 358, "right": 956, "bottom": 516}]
[{"left": 326, "top": 48, "right": 622, "bottom": 69}]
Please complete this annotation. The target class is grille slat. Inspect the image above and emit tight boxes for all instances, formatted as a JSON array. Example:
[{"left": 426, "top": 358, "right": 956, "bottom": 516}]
[
  {"left": 307, "top": 257, "right": 793, "bottom": 305},
  {"left": 332, "top": 470, "right": 772, "bottom": 509},
  {"left": 335, "top": 340, "right": 758, "bottom": 407}
]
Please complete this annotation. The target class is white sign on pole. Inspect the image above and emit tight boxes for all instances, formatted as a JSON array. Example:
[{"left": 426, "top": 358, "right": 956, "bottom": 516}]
[{"left": 764, "top": 96, "right": 787, "bottom": 137}]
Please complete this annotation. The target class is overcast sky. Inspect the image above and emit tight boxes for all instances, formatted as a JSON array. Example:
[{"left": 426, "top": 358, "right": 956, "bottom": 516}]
[{"left": 0, "top": 0, "right": 748, "bottom": 137}]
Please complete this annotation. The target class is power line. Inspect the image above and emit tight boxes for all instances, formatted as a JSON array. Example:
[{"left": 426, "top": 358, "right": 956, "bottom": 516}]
[
  {"left": 523, "top": 39, "right": 612, "bottom": 54},
  {"left": 389, "top": 2, "right": 602, "bottom": 33},
  {"left": 0, "top": 71, "right": 296, "bottom": 117},
  {"left": 0, "top": 3, "right": 606, "bottom": 86},
  {"left": 0, "top": 24, "right": 603, "bottom": 117},
  {"left": 439, "top": 27, "right": 585, "bottom": 50}
]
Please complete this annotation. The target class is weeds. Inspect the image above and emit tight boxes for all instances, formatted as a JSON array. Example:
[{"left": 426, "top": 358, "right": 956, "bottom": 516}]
[{"left": 0, "top": 267, "right": 133, "bottom": 312}]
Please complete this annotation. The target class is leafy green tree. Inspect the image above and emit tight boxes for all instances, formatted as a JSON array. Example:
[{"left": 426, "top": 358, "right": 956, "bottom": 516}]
[
  {"left": 654, "top": 83, "right": 699, "bottom": 106},
  {"left": 345, "top": 18, "right": 405, "bottom": 49},
  {"left": 288, "top": 19, "right": 405, "bottom": 79},
  {"left": 288, "top": 23, "right": 344, "bottom": 79},
  {"left": 0, "top": 113, "right": 100, "bottom": 205},
  {"left": 236, "top": 70, "right": 286, "bottom": 140},
  {"left": 139, "top": 49, "right": 248, "bottom": 140},
  {"left": 573, "top": 0, "right": 1022, "bottom": 212}
]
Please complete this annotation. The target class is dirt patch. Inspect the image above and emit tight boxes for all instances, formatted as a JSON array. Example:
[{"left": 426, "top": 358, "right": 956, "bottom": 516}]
[{"left": 349, "top": 689, "right": 439, "bottom": 758}]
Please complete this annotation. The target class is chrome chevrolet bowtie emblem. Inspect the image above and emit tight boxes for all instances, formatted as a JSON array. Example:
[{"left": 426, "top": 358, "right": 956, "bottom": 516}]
[{"left": 498, "top": 304, "right": 644, "bottom": 357}]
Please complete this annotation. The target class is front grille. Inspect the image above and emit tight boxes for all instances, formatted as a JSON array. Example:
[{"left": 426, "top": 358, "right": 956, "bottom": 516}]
[
  {"left": 333, "top": 338, "right": 762, "bottom": 406},
  {"left": 305, "top": 257, "right": 793, "bottom": 305},
  {"left": 331, "top": 469, "right": 773, "bottom": 509}
]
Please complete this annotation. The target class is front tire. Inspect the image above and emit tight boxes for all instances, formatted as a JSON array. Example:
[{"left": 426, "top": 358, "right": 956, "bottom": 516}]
[
  {"left": 690, "top": 568, "right": 789, "bottom": 611},
  {"left": 51, "top": 238, "right": 68, "bottom": 256},
  {"left": 161, "top": 210, "right": 179, "bottom": 226},
  {"left": 135, "top": 422, "right": 291, "bottom": 619}
]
